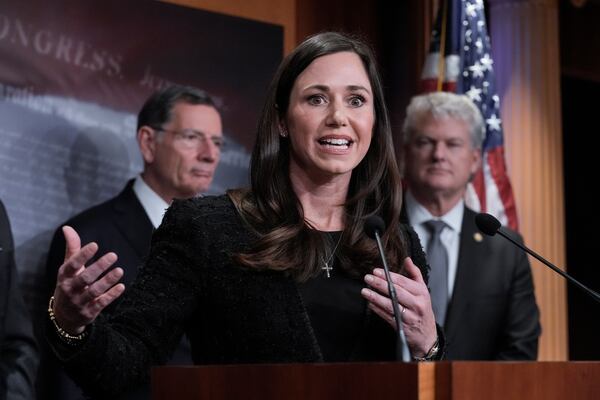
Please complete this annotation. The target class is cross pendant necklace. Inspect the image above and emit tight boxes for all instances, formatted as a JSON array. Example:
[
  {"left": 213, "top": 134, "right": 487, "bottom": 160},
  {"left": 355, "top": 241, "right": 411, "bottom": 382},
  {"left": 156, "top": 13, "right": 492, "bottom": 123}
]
[
  {"left": 321, "top": 232, "right": 342, "bottom": 278},
  {"left": 322, "top": 261, "right": 333, "bottom": 278}
]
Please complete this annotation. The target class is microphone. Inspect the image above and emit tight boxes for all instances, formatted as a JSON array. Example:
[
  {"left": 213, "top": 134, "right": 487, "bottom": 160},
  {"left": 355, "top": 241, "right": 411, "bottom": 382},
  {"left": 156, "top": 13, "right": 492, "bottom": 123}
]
[
  {"left": 475, "top": 213, "right": 600, "bottom": 304},
  {"left": 364, "top": 216, "right": 410, "bottom": 361}
]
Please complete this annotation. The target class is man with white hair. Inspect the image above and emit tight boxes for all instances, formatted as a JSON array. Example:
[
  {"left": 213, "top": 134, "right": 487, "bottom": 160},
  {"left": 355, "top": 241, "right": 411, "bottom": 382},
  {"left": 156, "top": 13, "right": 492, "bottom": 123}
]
[{"left": 401, "top": 91, "right": 540, "bottom": 360}]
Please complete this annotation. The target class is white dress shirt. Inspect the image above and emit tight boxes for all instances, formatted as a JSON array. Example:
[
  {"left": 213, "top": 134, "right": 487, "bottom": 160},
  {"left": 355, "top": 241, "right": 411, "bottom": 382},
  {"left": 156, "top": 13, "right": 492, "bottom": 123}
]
[
  {"left": 404, "top": 190, "right": 464, "bottom": 299},
  {"left": 132, "top": 175, "right": 170, "bottom": 229}
]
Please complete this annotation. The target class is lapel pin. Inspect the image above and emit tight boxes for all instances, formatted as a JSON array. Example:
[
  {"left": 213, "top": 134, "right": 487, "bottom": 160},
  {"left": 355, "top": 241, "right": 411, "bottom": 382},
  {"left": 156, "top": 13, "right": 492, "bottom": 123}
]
[{"left": 473, "top": 232, "right": 483, "bottom": 242}]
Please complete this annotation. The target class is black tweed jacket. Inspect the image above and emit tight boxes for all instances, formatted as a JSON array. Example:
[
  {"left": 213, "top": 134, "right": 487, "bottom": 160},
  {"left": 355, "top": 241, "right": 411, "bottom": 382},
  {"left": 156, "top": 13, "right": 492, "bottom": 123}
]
[{"left": 49, "top": 195, "right": 436, "bottom": 398}]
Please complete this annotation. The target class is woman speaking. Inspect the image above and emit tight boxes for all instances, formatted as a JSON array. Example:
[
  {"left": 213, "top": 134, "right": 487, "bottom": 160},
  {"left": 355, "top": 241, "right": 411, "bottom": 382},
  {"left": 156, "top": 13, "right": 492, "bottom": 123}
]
[{"left": 47, "top": 32, "right": 442, "bottom": 398}]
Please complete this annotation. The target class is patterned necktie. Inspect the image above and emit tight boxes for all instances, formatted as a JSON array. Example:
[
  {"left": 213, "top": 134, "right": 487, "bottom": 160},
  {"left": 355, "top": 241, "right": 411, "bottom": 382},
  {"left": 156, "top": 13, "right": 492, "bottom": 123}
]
[{"left": 424, "top": 220, "right": 449, "bottom": 327}]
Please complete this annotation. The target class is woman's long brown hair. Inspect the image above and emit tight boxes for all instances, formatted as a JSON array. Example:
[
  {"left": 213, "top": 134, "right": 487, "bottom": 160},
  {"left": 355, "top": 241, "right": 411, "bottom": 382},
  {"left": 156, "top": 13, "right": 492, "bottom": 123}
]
[{"left": 228, "top": 32, "right": 406, "bottom": 281}]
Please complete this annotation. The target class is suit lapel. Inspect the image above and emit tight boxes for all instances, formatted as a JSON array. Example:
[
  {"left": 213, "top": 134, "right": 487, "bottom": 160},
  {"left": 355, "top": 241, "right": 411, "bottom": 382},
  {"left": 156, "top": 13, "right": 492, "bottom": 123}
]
[
  {"left": 444, "top": 207, "right": 487, "bottom": 338},
  {"left": 112, "top": 180, "right": 154, "bottom": 259}
]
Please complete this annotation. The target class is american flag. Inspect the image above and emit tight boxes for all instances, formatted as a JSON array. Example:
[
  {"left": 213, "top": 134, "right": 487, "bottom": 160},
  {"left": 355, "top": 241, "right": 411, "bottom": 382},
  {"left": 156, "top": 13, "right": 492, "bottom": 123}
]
[{"left": 420, "top": 0, "right": 519, "bottom": 230}]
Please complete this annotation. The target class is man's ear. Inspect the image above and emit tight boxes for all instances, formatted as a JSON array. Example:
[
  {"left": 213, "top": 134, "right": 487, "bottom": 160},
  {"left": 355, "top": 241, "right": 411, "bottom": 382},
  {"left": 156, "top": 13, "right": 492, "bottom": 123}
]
[
  {"left": 138, "top": 126, "right": 157, "bottom": 163},
  {"left": 470, "top": 147, "right": 482, "bottom": 175}
]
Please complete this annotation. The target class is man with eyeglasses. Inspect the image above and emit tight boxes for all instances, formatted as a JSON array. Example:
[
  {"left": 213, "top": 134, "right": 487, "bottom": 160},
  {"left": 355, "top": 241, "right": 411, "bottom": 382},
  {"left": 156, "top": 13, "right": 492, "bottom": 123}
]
[{"left": 42, "top": 85, "right": 223, "bottom": 400}]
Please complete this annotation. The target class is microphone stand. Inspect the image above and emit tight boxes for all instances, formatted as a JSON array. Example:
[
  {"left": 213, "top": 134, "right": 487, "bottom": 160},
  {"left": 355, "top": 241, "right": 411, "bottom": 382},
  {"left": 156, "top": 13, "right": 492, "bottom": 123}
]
[
  {"left": 373, "top": 230, "right": 411, "bottom": 361},
  {"left": 496, "top": 229, "right": 600, "bottom": 304}
]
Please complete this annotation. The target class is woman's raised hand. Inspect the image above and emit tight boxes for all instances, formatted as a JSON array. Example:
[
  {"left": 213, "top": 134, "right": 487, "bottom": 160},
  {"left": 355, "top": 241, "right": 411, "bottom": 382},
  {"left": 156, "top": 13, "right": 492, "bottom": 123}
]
[
  {"left": 51, "top": 226, "right": 125, "bottom": 334},
  {"left": 361, "top": 257, "right": 438, "bottom": 358}
]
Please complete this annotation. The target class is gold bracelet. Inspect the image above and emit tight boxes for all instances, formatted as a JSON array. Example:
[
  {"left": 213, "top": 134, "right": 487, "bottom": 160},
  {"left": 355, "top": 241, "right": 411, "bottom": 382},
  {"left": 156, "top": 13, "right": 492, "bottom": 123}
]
[
  {"left": 412, "top": 335, "right": 440, "bottom": 362},
  {"left": 48, "top": 296, "right": 88, "bottom": 345}
]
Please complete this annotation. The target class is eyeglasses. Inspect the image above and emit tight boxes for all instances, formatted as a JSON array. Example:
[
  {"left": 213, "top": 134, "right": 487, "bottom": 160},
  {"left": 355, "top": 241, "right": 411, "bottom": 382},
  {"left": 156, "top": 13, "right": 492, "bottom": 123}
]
[{"left": 153, "top": 127, "right": 225, "bottom": 150}]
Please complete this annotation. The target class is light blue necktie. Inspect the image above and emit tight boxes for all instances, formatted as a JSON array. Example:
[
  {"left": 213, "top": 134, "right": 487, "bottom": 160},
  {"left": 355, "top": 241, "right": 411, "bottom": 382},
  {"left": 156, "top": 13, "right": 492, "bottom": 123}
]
[{"left": 424, "top": 220, "right": 449, "bottom": 327}]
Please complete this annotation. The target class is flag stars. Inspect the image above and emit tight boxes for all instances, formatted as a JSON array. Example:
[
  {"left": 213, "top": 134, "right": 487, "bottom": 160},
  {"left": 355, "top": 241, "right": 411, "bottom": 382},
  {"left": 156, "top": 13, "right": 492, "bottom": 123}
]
[
  {"left": 480, "top": 54, "right": 493, "bottom": 71},
  {"left": 469, "top": 62, "right": 485, "bottom": 78},
  {"left": 466, "top": 3, "right": 478, "bottom": 17},
  {"left": 466, "top": 86, "right": 482, "bottom": 102},
  {"left": 486, "top": 114, "right": 502, "bottom": 131},
  {"left": 475, "top": 38, "right": 483, "bottom": 52},
  {"left": 466, "top": 3, "right": 479, "bottom": 18}
]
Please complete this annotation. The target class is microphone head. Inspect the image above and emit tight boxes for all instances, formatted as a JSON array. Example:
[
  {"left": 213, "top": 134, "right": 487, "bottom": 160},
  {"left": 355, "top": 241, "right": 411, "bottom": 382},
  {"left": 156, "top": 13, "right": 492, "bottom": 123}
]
[
  {"left": 364, "top": 216, "right": 386, "bottom": 239},
  {"left": 475, "top": 213, "right": 501, "bottom": 236}
]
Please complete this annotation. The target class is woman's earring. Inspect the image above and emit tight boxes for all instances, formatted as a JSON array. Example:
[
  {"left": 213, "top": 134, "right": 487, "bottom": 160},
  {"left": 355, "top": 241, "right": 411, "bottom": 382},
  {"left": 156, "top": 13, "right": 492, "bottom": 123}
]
[{"left": 280, "top": 128, "right": 288, "bottom": 137}]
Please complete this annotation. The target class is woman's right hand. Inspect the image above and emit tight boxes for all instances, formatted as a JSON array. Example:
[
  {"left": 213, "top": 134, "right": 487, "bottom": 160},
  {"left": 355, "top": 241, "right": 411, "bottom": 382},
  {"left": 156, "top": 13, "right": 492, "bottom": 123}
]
[{"left": 51, "top": 226, "right": 125, "bottom": 334}]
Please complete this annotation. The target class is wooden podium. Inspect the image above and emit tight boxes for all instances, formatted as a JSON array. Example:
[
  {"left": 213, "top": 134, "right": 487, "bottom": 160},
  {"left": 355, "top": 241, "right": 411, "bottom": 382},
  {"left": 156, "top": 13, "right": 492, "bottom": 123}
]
[{"left": 152, "top": 362, "right": 600, "bottom": 400}]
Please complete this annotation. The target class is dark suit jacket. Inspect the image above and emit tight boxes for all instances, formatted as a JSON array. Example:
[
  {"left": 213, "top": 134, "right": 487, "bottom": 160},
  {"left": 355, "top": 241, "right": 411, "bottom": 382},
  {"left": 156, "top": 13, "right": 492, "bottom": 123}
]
[
  {"left": 44, "top": 180, "right": 192, "bottom": 400},
  {"left": 0, "top": 200, "right": 38, "bottom": 400},
  {"left": 405, "top": 206, "right": 540, "bottom": 360},
  {"left": 46, "top": 180, "right": 154, "bottom": 295}
]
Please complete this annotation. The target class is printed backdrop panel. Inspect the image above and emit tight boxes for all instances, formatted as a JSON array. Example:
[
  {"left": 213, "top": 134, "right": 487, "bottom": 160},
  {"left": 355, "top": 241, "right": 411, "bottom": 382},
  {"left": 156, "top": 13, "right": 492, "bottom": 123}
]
[{"left": 0, "top": 0, "right": 282, "bottom": 313}]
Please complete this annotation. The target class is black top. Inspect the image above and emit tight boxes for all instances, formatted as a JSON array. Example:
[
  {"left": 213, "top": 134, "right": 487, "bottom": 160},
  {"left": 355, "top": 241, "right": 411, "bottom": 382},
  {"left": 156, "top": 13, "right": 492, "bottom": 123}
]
[
  {"left": 299, "top": 272, "right": 366, "bottom": 362},
  {"left": 48, "top": 195, "right": 439, "bottom": 398},
  {"left": 299, "top": 232, "right": 367, "bottom": 362}
]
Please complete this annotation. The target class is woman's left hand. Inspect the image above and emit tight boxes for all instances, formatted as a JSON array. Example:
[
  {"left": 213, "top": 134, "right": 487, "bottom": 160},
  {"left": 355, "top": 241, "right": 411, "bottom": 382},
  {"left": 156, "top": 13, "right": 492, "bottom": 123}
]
[{"left": 361, "top": 257, "right": 437, "bottom": 358}]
